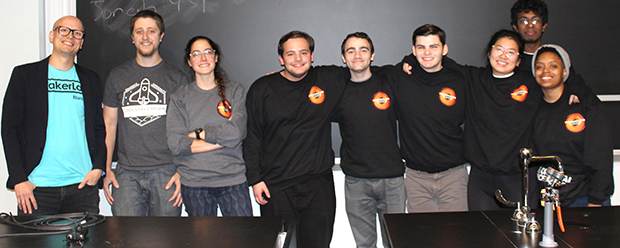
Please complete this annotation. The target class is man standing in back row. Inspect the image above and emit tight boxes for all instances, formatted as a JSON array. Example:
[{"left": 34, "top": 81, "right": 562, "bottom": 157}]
[
  {"left": 511, "top": 0, "right": 549, "bottom": 72},
  {"left": 3, "top": 16, "right": 106, "bottom": 215},
  {"left": 511, "top": 0, "right": 587, "bottom": 102},
  {"left": 102, "top": 10, "right": 188, "bottom": 216}
]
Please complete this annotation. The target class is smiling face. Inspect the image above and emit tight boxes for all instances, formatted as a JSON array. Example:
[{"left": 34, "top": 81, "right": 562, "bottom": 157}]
[
  {"left": 49, "top": 16, "right": 84, "bottom": 57},
  {"left": 341, "top": 37, "right": 374, "bottom": 74},
  {"left": 534, "top": 51, "right": 566, "bottom": 90},
  {"left": 187, "top": 39, "right": 218, "bottom": 76},
  {"left": 131, "top": 17, "right": 164, "bottom": 58},
  {"left": 488, "top": 37, "right": 521, "bottom": 77},
  {"left": 413, "top": 34, "right": 448, "bottom": 73},
  {"left": 512, "top": 11, "right": 547, "bottom": 44},
  {"left": 278, "top": 37, "right": 314, "bottom": 81}
]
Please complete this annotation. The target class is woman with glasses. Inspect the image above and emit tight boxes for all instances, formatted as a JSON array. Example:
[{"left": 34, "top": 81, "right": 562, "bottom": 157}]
[
  {"left": 455, "top": 29, "right": 544, "bottom": 211},
  {"left": 166, "top": 36, "right": 252, "bottom": 216},
  {"left": 531, "top": 44, "right": 613, "bottom": 208}
]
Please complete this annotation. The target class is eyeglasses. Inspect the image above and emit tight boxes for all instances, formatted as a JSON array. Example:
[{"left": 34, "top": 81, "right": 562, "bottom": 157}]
[
  {"left": 492, "top": 45, "right": 519, "bottom": 59},
  {"left": 53, "top": 26, "right": 85, "bottom": 40},
  {"left": 189, "top": 49, "right": 216, "bottom": 59},
  {"left": 517, "top": 17, "right": 542, "bottom": 26}
]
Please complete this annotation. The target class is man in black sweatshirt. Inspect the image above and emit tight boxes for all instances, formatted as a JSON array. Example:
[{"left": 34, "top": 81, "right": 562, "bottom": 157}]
[
  {"left": 332, "top": 32, "right": 405, "bottom": 248},
  {"left": 389, "top": 24, "right": 469, "bottom": 213},
  {"left": 244, "top": 30, "right": 346, "bottom": 248}
]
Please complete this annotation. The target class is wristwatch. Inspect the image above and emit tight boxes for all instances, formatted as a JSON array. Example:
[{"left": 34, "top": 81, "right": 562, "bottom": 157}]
[{"left": 194, "top": 128, "right": 203, "bottom": 140}]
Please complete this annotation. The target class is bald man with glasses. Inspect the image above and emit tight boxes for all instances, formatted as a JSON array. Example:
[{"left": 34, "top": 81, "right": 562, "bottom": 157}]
[{"left": 2, "top": 15, "right": 106, "bottom": 215}]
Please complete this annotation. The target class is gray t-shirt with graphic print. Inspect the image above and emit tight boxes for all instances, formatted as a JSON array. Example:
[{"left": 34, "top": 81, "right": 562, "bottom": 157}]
[{"left": 103, "top": 59, "right": 189, "bottom": 170}]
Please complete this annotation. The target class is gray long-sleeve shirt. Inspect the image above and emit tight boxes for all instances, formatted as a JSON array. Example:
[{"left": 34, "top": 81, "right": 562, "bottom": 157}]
[{"left": 166, "top": 81, "right": 247, "bottom": 188}]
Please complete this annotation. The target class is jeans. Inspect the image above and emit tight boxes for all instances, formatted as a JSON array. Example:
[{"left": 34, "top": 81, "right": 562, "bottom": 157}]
[
  {"left": 111, "top": 164, "right": 182, "bottom": 216},
  {"left": 406, "top": 164, "right": 469, "bottom": 212},
  {"left": 181, "top": 182, "right": 253, "bottom": 216},
  {"left": 345, "top": 176, "right": 405, "bottom": 248},
  {"left": 22, "top": 183, "right": 99, "bottom": 216}
]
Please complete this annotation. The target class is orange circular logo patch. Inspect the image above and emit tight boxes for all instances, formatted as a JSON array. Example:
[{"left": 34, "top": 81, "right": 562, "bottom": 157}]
[
  {"left": 439, "top": 88, "right": 457, "bottom": 106},
  {"left": 372, "top": 92, "right": 391, "bottom": 110},
  {"left": 308, "top": 86, "right": 325, "bottom": 104},
  {"left": 565, "top": 113, "right": 585, "bottom": 133},
  {"left": 218, "top": 100, "right": 232, "bottom": 118},
  {"left": 511, "top": 85, "right": 528, "bottom": 102}
]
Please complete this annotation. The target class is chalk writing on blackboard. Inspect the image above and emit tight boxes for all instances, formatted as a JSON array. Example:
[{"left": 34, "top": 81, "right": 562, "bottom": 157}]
[
  {"left": 89, "top": 0, "right": 245, "bottom": 21},
  {"left": 87, "top": 0, "right": 245, "bottom": 33},
  {"left": 90, "top": 0, "right": 155, "bottom": 21}
]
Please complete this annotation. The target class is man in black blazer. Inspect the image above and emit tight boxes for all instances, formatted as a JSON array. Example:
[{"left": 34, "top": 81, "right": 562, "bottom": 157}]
[{"left": 2, "top": 16, "right": 106, "bottom": 215}]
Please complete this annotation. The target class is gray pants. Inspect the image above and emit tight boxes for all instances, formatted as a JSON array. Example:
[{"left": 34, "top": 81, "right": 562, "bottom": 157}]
[
  {"left": 345, "top": 176, "right": 406, "bottom": 248},
  {"left": 405, "top": 164, "right": 469, "bottom": 213}
]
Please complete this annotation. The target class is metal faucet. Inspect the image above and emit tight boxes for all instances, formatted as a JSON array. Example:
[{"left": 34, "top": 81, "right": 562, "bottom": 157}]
[
  {"left": 495, "top": 148, "right": 566, "bottom": 233},
  {"left": 537, "top": 155, "right": 571, "bottom": 247}
]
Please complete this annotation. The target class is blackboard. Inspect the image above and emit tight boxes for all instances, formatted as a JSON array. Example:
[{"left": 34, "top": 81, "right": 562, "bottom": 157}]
[{"left": 77, "top": 0, "right": 620, "bottom": 151}]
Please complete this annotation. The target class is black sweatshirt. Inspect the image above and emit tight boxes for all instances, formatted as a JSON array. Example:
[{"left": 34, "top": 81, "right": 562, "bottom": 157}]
[
  {"left": 244, "top": 66, "right": 346, "bottom": 193},
  {"left": 420, "top": 52, "right": 545, "bottom": 175},
  {"left": 462, "top": 65, "right": 542, "bottom": 174},
  {"left": 389, "top": 56, "right": 467, "bottom": 172},
  {"left": 332, "top": 72, "right": 404, "bottom": 178},
  {"left": 532, "top": 82, "right": 614, "bottom": 205}
]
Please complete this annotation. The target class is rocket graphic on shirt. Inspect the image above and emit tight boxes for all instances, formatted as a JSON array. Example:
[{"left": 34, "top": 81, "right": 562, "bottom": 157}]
[{"left": 121, "top": 78, "right": 168, "bottom": 127}]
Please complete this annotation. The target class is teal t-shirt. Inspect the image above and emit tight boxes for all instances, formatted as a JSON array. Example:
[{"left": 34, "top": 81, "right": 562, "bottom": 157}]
[{"left": 28, "top": 65, "right": 92, "bottom": 187}]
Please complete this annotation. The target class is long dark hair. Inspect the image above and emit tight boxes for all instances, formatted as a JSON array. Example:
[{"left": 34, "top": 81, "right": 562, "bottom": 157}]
[{"left": 184, "top": 36, "right": 228, "bottom": 101}]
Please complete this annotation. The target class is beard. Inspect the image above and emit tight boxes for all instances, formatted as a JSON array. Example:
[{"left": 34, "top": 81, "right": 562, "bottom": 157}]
[
  {"left": 136, "top": 40, "right": 158, "bottom": 57},
  {"left": 138, "top": 47, "right": 156, "bottom": 57}
]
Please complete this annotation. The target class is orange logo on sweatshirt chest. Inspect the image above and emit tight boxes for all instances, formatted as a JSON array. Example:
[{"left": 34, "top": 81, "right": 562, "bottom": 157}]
[
  {"left": 511, "top": 85, "right": 528, "bottom": 102},
  {"left": 439, "top": 88, "right": 457, "bottom": 106},
  {"left": 565, "top": 113, "right": 585, "bottom": 133},
  {"left": 308, "top": 86, "right": 325, "bottom": 104},
  {"left": 372, "top": 92, "right": 390, "bottom": 110}
]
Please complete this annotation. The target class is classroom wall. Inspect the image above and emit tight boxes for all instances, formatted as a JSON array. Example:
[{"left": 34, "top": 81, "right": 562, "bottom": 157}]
[{"left": 0, "top": 0, "right": 42, "bottom": 215}]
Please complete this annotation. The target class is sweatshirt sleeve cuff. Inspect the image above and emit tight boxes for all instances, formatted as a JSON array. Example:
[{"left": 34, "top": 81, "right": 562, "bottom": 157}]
[{"left": 203, "top": 125, "right": 218, "bottom": 145}]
